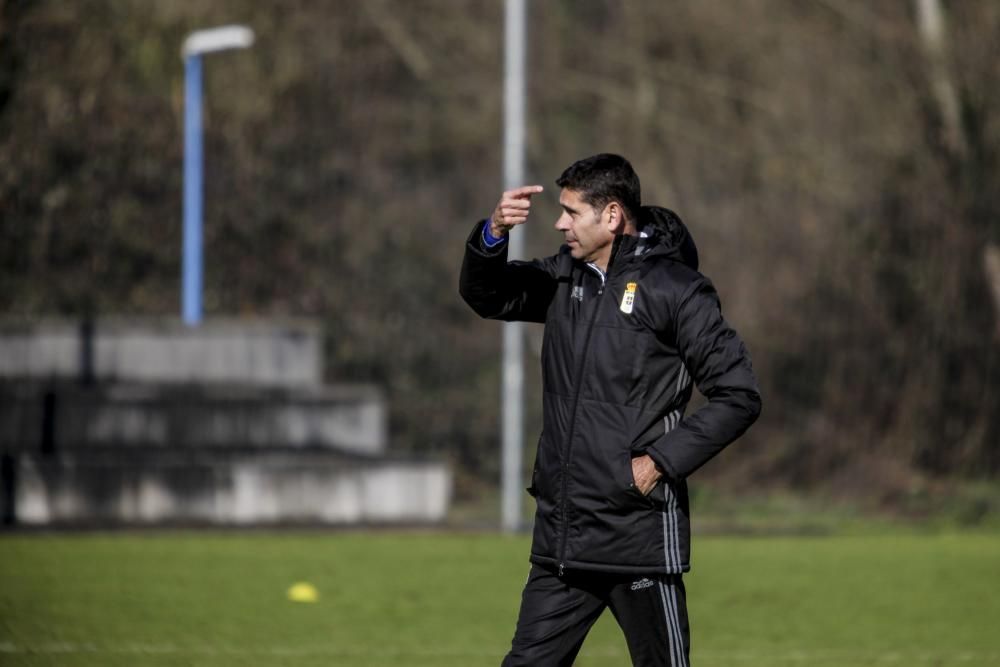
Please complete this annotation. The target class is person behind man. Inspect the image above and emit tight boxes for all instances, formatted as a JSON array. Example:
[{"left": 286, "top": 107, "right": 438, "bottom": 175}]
[{"left": 460, "top": 154, "right": 761, "bottom": 666}]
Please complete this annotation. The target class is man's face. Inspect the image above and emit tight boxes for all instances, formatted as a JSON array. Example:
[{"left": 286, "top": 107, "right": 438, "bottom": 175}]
[{"left": 555, "top": 188, "right": 614, "bottom": 266}]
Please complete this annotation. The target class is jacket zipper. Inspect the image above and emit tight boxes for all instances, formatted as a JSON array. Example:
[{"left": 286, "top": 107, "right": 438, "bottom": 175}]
[{"left": 556, "top": 253, "right": 617, "bottom": 576}]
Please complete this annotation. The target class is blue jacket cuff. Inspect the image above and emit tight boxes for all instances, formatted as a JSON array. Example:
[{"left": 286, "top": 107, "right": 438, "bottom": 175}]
[{"left": 482, "top": 219, "right": 507, "bottom": 248}]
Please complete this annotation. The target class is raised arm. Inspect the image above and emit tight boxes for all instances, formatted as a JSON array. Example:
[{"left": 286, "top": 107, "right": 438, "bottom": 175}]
[{"left": 459, "top": 186, "right": 559, "bottom": 323}]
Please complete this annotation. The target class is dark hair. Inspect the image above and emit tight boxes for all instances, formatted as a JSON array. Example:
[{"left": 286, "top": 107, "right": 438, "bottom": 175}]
[{"left": 555, "top": 153, "right": 641, "bottom": 221}]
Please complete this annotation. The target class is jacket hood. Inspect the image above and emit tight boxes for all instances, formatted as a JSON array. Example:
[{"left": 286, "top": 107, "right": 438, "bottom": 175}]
[{"left": 636, "top": 206, "right": 699, "bottom": 271}]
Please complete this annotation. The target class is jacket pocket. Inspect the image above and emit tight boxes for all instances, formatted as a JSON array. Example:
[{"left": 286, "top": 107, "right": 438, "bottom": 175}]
[
  {"left": 613, "top": 453, "right": 656, "bottom": 510},
  {"left": 527, "top": 435, "right": 550, "bottom": 499},
  {"left": 526, "top": 467, "right": 539, "bottom": 497}
]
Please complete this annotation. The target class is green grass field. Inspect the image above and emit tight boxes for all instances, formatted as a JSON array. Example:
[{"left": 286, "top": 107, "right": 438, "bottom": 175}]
[{"left": 2, "top": 530, "right": 999, "bottom": 666}]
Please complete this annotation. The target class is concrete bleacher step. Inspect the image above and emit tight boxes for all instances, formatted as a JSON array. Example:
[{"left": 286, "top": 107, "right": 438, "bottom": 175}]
[
  {"left": 1, "top": 382, "right": 387, "bottom": 456},
  {"left": 0, "top": 318, "right": 322, "bottom": 387},
  {"left": 9, "top": 448, "right": 451, "bottom": 525}
]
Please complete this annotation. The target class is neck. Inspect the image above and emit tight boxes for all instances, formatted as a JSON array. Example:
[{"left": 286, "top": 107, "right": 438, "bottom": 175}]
[
  {"left": 591, "top": 237, "right": 621, "bottom": 273},
  {"left": 592, "top": 251, "right": 611, "bottom": 273},
  {"left": 594, "top": 221, "right": 639, "bottom": 271}
]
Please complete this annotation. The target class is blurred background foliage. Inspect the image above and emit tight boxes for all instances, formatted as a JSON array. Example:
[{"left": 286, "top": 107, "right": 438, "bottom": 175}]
[{"left": 1, "top": 0, "right": 998, "bottom": 517}]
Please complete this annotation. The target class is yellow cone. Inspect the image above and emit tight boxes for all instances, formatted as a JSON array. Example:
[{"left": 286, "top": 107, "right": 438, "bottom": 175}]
[{"left": 287, "top": 582, "right": 319, "bottom": 603}]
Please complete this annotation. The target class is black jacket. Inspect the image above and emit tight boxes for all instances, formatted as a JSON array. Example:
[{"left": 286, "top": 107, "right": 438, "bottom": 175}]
[{"left": 460, "top": 207, "right": 761, "bottom": 574}]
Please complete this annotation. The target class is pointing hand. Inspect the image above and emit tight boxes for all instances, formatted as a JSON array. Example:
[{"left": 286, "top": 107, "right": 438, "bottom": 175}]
[{"left": 490, "top": 185, "right": 544, "bottom": 238}]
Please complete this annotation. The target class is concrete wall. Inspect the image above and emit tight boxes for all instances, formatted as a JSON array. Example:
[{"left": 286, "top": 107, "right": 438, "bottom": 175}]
[
  {"left": 0, "top": 318, "right": 322, "bottom": 387},
  {"left": 10, "top": 451, "right": 451, "bottom": 525},
  {"left": 1, "top": 383, "right": 387, "bottom": 456},
  {"left": 0, "top": 318, "right": 454, "bottom": 526}
]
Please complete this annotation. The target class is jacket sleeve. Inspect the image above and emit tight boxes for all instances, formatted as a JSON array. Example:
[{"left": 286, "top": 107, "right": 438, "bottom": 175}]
[
  {"left": 646, "top": 279, "right": 762, "bottom": 480},
  {"left": 459, "top": 220, "right": 559, "bottom": 323}
]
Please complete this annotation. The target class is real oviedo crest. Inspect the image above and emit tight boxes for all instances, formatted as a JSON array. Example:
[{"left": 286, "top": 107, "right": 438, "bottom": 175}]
[{"left": 620, "top": 282, "right": 637, "bottom": 314}]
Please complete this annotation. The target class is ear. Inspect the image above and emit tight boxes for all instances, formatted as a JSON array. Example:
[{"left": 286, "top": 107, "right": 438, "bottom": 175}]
[{"left": 605, "top": 202, "right": 625, "bottom": 233}]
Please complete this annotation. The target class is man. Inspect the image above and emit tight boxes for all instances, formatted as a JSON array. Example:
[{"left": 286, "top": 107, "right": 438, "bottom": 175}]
[{"left": 460, "top": 154, "right": 761, "bottom": 666}]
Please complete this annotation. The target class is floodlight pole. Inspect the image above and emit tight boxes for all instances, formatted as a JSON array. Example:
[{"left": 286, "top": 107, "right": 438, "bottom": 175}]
[
  {"left": 183, "top": 54, "right": 204, "bottom": 326},
  {"left": 501, "top": 0, "right": 526, "bottom": 533},
  {"left": 181, "top": 25, "right": 254, "bottom": 326}
]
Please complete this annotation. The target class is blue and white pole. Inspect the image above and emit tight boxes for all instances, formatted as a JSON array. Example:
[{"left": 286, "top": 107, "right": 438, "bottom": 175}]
[
  {"left": 180, "top": 25, "right": 254, "bottom": 326},
  {"left": 182, "top": 53, "right": 204, "bottom": 326}
]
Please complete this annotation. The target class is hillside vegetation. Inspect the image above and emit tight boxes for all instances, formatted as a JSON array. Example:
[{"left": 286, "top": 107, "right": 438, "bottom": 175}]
[{"left": 2, "top": 1, "right": 999, "bottom": 511}]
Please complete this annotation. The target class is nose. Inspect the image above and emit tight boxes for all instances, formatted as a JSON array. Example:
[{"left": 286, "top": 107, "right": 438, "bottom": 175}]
[{"left": 554, "top": 212, "right": 570, "bottom": 231}]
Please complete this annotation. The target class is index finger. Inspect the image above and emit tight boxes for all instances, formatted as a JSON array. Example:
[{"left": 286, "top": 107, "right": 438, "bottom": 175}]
[{"left": 507, "top": 185, "right": 544, "bottom": 199}]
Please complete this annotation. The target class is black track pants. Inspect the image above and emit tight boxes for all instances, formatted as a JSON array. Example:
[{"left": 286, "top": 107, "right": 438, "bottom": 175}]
[{"left": 501, "top": 564, "right": 690, "bottom": 667}]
